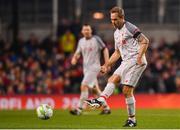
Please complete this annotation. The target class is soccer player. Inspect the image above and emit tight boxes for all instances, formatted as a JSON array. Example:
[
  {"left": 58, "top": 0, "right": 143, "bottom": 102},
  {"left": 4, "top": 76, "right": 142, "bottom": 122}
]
[
  {"left": 85, "top": 7, "right": 149, "bottom": 127},
  {"left": 70, "top": 24, "right": 111, "bottom": 115}
]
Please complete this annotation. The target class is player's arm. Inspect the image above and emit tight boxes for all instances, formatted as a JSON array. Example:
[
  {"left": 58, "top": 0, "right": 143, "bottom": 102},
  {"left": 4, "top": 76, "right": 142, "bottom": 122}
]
[
  {"left": 71, "top": 52, "right": 80, "bottom": 65},
  {"left": 102, "top": 47, "right": 109, "bottom": 65},
  {"left": 95, "top": 35, "right": 109, "bottom": 64},
  {"left": 137, "top": 33, "right": 149, "bottom": 65},
  {"left": 106, "top": 49, "right": 121, "bottom": 67},
  {"left": 71, "top": 40, "right": 82, "bottom": 65},
  {"left": 101, "top": 49, "right": 121, "bottom": 74},
  {"left": 126, "top": 22, "right": 149, "bottom": 65}
]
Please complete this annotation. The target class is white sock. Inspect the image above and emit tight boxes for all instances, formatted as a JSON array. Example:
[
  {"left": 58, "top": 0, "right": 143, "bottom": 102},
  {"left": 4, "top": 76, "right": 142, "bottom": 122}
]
[
  {"left": 102, "top": 100, "right": 110, "bottom": 110},
  {"left": 97, "top": 83, "right": 115, "bottom": 108},
  {"left": 128, "top": 117, "right": 136, "bottom": 122},
  {"left": 78, "top": 90, "right": 88, "bottom": 109},
  {"left": 98, "top": 83, "right": 115, "bottom": 101},
  {"left": 125, "top": 96, "right": 136, "bottom": 122}
]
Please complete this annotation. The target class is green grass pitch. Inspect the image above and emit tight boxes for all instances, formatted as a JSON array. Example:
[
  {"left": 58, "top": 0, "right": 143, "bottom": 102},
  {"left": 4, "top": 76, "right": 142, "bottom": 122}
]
[{"left": 0, "top": 109, "right": 180, "bottom": 129}]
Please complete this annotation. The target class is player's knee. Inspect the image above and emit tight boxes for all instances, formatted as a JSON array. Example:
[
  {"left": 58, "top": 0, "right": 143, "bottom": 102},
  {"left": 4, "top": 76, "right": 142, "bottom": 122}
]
[
  {"left": 122, "top": 86, "right": 133, "bottom": 97},
  {"left": 122, "top": 87, "right": 127, "bottom": 96},
  {"left": 108, "top": 75, "right": 120, "bottom": 84},
  {"left": 81, "top": 85, "right": 88, "bottom": 91}
]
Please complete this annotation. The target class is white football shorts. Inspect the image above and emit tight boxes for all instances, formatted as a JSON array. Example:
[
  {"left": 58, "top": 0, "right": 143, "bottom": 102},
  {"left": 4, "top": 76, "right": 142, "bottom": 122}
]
[
  {"left": 114, "top": 60, "right": 147, "bottom": 87},
  {"left": 81, "top": 70, "right": 99, "bottom": 88}
]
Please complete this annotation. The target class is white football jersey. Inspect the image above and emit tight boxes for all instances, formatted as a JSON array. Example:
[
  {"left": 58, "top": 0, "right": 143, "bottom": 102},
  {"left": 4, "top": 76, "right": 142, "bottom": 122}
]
[
  {"left": 75, "top": 35, "right": 106, "bottom": 72},
  {"left": 114, "top": 21, "right": 146, "bottom": 62}
]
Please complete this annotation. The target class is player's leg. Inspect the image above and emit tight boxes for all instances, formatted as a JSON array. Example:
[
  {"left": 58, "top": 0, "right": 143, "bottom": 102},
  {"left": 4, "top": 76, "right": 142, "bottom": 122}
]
[
  {"left": 70, "top": 71, "right": 91, "bottom": 115},
  {"left": 122, "top": 62, "right": 147, "bottom": 127},
  {"left": 85, "top": 74, "right": 120, "bottom": 108},
  {"left": 93, "top": 81, "right": 111, "bottom": 114},
  {"left": 93, "top": 82, "right": 101, "bottom": 97},
  {"left": 122, "top": 85, "right": 137, "bottom": 127},
  {"left": 71, "top": 70, "right": 100, "bottom": 115},
  {"left": 70, "top": 84, "right": 89, "bottom": 115},
  {"left": 85, "top": 63, "right": 124, "bottom": 108},
  {"left": 78, "top": 84, "right": 89, "bottom": 108},
  {"left": 97, "top": 74, "right": 120, "bottom": 102}
]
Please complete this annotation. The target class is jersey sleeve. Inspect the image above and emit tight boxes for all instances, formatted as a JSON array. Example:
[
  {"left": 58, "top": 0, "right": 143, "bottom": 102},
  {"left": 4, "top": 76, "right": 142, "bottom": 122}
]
[
  {"left": 126, "top": 22, "right": 141, "bottom": 39},
  {"left": 94, "top": 35, "right": 106, "bottom": 50},
  {"left": 114, "top": 33, "right": 118, "bottom": 50},
  {"left": 115, "top": 42, "right": 118, "bottom": 50},
  {"left": 75, "top": 40, "right": 81, "bottom": 54}
]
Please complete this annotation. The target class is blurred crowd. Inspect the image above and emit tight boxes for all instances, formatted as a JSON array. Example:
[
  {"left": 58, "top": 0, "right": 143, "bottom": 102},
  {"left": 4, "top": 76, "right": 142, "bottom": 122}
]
[
  {"left": 137, "top": 37, "right": 180, "bottom": 93},
  {"left": 0, "top": 21, "right": 180, "bottom": 95}
]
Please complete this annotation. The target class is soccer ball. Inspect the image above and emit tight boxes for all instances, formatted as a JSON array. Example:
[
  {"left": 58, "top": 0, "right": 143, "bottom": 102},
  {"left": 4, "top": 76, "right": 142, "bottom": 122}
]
[{"left": 36, "top": 104, "right": 53, "bottom": 120}]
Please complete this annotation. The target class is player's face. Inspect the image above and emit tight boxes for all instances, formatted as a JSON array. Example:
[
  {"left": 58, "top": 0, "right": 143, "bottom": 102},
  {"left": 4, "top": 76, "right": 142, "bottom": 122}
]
[
  {"left": 81, "top": 26, "right": 92, "bottom": 39},
  {"left": 111, "top": 12, "right": 124, "bottom": 29}
]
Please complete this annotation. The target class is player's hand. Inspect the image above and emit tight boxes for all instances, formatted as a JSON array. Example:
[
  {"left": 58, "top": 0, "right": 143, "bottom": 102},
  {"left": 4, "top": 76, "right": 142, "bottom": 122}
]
[
  {"left": 136, "top": 56, "right": 142, "bottom": 65},
  {"left": 71, "top": 58, "right": 77, "bottom": 65},
  {"left": 100, "top": 65, "right": 110, "bottom": 74}
]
